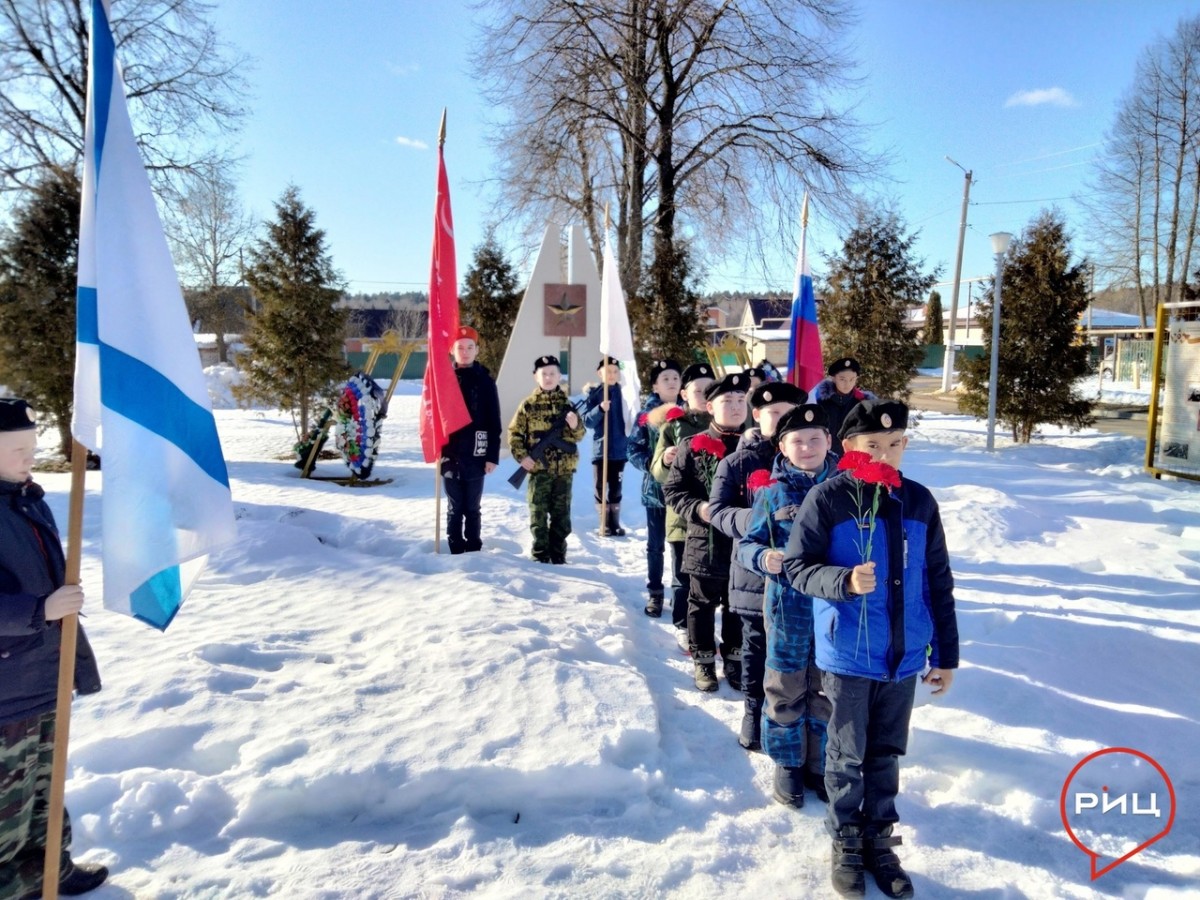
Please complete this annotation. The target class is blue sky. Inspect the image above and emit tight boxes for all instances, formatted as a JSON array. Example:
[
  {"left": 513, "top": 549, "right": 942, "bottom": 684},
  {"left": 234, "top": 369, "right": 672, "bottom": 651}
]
[{"left": 208, "top": 0, "right": 1200, "bottom": 298}]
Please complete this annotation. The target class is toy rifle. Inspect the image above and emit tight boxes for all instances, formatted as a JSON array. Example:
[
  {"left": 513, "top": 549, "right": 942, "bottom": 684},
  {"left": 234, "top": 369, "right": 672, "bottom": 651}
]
[{"left": 508, "top": 398, "right": 585, "bottom": 489}]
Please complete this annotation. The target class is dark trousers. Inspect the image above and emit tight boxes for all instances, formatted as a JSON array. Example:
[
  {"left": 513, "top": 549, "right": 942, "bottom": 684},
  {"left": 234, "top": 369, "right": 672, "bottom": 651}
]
[
  {"left": 645, "top": 505, "right": 666, "bottom": 597},
  {"left": 668, "top": 541, "right": 690, "bottom": 629},
  {"left": 592, "top": 459, "right": 625, "bottom": 504},
  {"left": 821, "top": 671, "right": 917, "bottom": 836},
  {"left": 527, "top": 472, "right": 572, "bottom": 562},
  {"left": 1, "top": 711, "right": 72, "bottom": 898},
  {"left": 739, "top": 612, "right": 766, "bottom": 701},
  {"left": 443, "top": 473, "right": 484, "bottom": 554},
  {"left": 687, "top": 574, "right": 743, "bottom": 664}
]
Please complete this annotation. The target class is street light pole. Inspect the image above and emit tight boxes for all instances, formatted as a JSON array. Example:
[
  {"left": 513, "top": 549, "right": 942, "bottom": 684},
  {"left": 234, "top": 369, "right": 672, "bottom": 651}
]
[
  {"left": 941, "top": 158, "right": 973, "bottom": 392},
  {"left": 986, "top": 231, "right": 1013, "bottom": 451}
]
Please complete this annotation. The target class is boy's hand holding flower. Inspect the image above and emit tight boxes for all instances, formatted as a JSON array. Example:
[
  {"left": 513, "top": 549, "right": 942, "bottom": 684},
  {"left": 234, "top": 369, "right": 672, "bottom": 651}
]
[
  {"left": 849, "top": 561, "right": 876, "bottom": 595},
  {"left": 763, "top": 549, "right": 784, "bottom": 575}
]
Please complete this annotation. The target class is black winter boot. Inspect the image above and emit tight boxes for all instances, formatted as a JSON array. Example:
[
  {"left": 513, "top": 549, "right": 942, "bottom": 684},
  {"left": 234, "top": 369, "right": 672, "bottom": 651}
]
[
  {"left": 723, "top": 657, "right": 743, "bottom": 692},
  {"left": 606, "top": 503, "right": 626, "bottom": 536},
  {"left": 830, "top": 827, "right": 867, "bottom": 898},
  {"left": 865, "top": 827, "right": 914, "bottom": 899},
  {"left": 804, "top": 769, "right": 830, "bottom": 803},
  {"left": 772, "top": 765, "right": 805, "bottom": 808},
  {"left": 739, "top": 697, "right": 763, "bottom": 751},
  {"left": 59, "top": 860, "right": 110, "bottom": 895},
  {"left": 644, "top": 593, "right": 664, "bottom": 617}
]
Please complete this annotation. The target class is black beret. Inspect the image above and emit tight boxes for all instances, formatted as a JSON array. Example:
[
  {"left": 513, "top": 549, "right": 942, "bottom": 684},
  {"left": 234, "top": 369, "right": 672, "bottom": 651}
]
[
  {"left": 680, "top": 363, "right": 714, "bottom": 387},
  {"left": 774, "top": 404, "right": 829, "bottom": 441},
  {"left": 650, "top": 358, "right": 682, "bottom": 380},
  {"left": 704, "top": 371, "right": 750, "bottom": 401},
  {"left": 838, "top": 399, "right": 908, "bottom": 441},
  {"left": 827, "top": 357, "right": 861, "bottom": 376},
  {"left": 749, "top": 382, "right": 807, "bottom": 409},
  {"left": 745, "top": 366, "right": 765, "bottom": 380},
  {"left": 0, "top": 398, "right": 37, "bottom": 432},
  {"left": 533, "top": 354, "right": 560, "bottom": 372},
  {"left": 596, "top": 356, "right": 619, "bottom": 370}
]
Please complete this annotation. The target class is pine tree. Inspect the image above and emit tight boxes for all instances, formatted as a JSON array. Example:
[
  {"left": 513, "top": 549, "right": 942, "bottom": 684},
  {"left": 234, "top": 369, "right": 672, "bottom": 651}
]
[
  {"left": 630, "top": 240, "right": 706, "bottom": 385},
  {"left": 0, "top": 167, "right": 80, "bottom": 458},
  {"left": 820, "top": 207, "right": 936, "bottom": 399},
  {"left": 959, "top": 211, "right": 1095, "bottom": 443},
  {"left": 236, "top": 186, "right": 348, "bottom": 439},
  {"left": 925, "top": 289, "right": 944, "bottom": 345},
  {"left": 459, "top": 234, "right": 522, "bottom": 375}
]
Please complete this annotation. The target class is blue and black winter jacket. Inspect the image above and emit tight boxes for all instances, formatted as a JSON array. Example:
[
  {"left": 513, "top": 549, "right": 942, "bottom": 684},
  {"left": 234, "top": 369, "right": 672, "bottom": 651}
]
[
  {"left": 783, "top": 470, "right": 959, "bottom": 682},
  {"left": 583, "top": 383, "right": 629, "bottom": 462},
  {"left": 627, "top": 393, "right": 678, "bottom": 508},
  {"left": 737, "top": 453, "right": 837, "bottom": 631}
]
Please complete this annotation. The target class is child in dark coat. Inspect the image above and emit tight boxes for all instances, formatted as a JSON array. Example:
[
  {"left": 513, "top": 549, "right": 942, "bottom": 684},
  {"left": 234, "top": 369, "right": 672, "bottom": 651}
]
[
  {"left": 440, "top": 326, "right": 501, "bottom": 554},
  {"left": 810, "top": 357, "right": 877, "bottom": 456},
  {"left": 737, "top": 404, "right": 836, "bottom": 809},
  {"left": 708, "top": 381, "right": 806, "bottom": 750},
  {"left": 0, "top": 398, "right": 107, "bottom": 898},
  {"left": 582, "top": 356, "right": 629, "bottom": 537},
  {"left": 783, "top": 399, "right": 958, "bottom": 899}
]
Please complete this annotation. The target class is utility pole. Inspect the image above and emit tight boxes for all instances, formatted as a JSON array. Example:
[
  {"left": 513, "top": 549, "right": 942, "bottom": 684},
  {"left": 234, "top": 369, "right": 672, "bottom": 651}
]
[{"left": 941, "top": 158, "right": 973, "bottom": 392}]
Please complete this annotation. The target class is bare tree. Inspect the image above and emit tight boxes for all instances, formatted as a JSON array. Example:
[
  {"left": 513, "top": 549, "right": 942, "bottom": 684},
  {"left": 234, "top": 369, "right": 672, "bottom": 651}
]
[
  {"left": 167, "top": 160, "right": 256, "bottom": 362},
  {"left": 475, "top": 0, "right": 871, "bottom": 299},
  {"left": 0, "top": 0, "right": 249, "bottom": 194},
  {"left": 1085, "top": 15, "right": 1200, "bottom": 324}
]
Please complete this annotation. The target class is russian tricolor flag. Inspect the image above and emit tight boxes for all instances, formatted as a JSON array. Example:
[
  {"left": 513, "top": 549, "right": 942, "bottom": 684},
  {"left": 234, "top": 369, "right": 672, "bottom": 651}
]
[
  {"left": 71, "top": 0, "right": 236, "bottom": 630},
  {"left": 787, "top": 194, "right": 824, "bottom": 392}
]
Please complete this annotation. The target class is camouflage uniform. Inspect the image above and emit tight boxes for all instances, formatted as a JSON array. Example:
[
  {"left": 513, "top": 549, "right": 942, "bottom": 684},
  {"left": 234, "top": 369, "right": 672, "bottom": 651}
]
[
  {"left": 1, "top": 713, "right": 71, "bottom": 900},
  {"left": 508, "top": 387, "right": 585, "bottom": 563}
]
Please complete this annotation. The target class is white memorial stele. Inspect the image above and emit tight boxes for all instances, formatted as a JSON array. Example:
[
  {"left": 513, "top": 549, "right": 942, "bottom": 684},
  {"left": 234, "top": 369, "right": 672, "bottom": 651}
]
[{"left": 495, "top": 224, "right": 604, "bottom": 452}]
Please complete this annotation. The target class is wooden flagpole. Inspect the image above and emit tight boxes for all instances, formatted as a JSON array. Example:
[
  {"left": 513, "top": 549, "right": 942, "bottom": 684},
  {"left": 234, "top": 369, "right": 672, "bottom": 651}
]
[
  {"left": 599, "top": 205, "right": 611, "bottom": 536},
  {"left": 43, "top": 439, "right": 89, "bottom": 899},
  {"left": 433, "top": 108, "right": 449, "bottom": 555}
]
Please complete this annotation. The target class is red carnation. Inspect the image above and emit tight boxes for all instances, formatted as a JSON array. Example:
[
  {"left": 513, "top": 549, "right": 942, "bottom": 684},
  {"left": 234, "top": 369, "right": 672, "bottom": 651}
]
[
  {"left": 665, "top": 406, "right": 685, "bottom": 422},
  {"left": 856, "top": 460, "right": 901, "bottom": 490},
  {"left": 747, "top": 469, "right": 776, "bottom": 491},
  {"left": 637, "top": 412, "right": 649, "bottom": 427},
  {"left": 837, "top": 450, "right": 873, "bottom": 472},
  {"left": 691, "top": 433, "right": 727, "bottom": 460}
]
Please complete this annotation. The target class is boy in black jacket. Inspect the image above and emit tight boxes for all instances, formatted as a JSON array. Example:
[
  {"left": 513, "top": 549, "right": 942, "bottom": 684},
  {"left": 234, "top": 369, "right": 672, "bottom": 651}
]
[
  {"left": 440, "top": 326, "right": 502, "bottom": 554},
  {"left": 783, "top": 400, "right": 958, "bottom": 899},
  {"left": 0, "top": 398, "right": 107, "bottom": 897},
  {"left": 662, "top": 372, "right": 748, "bottom": 692}
]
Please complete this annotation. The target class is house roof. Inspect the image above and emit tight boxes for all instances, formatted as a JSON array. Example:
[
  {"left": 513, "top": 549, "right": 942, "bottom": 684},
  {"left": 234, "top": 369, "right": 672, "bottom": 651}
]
[{"left": 744, "top": 297, "right": 793, "bottom": 327}]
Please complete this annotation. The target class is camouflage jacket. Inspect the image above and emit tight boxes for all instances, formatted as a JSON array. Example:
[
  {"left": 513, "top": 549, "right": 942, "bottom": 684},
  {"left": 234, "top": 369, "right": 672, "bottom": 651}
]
[
  {"left": 650, "top": 409, "right": 712, "bottom": 542},
  {"left": 508, "top": 387, "right": 586, "bottom": 477}
]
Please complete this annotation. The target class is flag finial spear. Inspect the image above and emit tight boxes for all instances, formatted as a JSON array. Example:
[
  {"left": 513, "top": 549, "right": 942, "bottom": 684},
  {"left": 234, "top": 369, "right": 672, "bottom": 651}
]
[
  {"left": 438, "top": 108, "right": 447, "bottom": 147},
  {"left": 801, "top": 191, "right": 809, "bottom": 229}
]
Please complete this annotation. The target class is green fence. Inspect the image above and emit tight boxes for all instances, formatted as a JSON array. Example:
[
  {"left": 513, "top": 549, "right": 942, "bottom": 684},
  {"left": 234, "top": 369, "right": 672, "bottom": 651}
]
[{"left": 920, "top": 344, "right": 985, "bottom": 368}]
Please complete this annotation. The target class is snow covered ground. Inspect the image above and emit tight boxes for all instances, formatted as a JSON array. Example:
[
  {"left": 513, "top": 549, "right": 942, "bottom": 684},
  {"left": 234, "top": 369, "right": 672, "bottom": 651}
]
[{"left": 34, "top": 381, "right": 1199, "bottom": 898}]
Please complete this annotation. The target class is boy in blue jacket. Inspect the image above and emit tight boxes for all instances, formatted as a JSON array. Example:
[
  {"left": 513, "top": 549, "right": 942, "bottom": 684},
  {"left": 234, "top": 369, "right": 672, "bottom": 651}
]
[
  {"left": 783, "top": 399, "right": 958, "bottom": 900},
  {"left": 737, "top": 404, "right": 836, "bottom": 809},
  {"left": 582, "top": 356, "right": 629, "bottom": 537},
  {"left": 0, "top": 398, "right": 107, "bottom": 897},
  {"left": 626, "top": 359, "right": 683, "bottom": 616}
]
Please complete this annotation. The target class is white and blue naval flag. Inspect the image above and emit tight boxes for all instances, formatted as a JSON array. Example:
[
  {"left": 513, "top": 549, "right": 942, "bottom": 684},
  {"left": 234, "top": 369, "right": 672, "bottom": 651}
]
[{"left": 71, "top": 0, "right": 236, "bottom": 630}]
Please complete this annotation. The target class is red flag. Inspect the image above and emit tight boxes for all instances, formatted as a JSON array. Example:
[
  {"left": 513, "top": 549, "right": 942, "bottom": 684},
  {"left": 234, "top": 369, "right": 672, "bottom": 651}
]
[{"left": 418, "top": 141, "right": 470, "bottom": 463}]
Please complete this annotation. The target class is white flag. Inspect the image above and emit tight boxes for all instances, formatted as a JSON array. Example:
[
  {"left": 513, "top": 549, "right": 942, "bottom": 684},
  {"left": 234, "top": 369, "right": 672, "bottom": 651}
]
[
  {"left": 598, "top": 238, "right": 641, "bottom": 435},
  {"left": 71, "top": 0, "right": 236, "bottom": 629}
]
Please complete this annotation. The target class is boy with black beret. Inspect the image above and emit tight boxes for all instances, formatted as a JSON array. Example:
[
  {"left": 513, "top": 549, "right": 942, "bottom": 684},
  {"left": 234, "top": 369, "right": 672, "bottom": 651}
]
[
  {"left": 582, "top": 356, "right": 629, "bottom": 537},
  {"left": 736, "top": 403, "right": 836, "bottom": 809},
  {"left": 662, "top": 371, "right": 748, "bottom": 691},
  {"left": 708, "top": 381, "right": 805, "bottom": 748},
  {"left": 783, "top": 399, "right": 959, "bottom": 899},
  {"left": 627, "top": 359, "right": 683, "bottom": 616},
  {"left": 811, "top": 357, "right": 876, "bottom": 456},
  {"left": 650, "top": 362, "right": 714, "bottom": 638},
  {"left": 508, "top": 357, "right": 585, "bottom": 564},
  {"left": 0, "top": 398, "right": 107, "bottom": 896}
]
